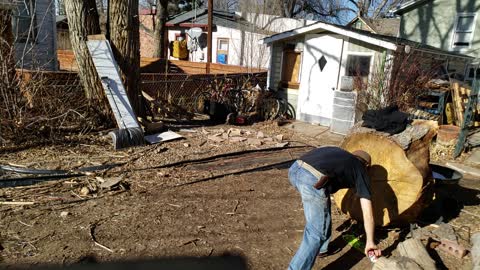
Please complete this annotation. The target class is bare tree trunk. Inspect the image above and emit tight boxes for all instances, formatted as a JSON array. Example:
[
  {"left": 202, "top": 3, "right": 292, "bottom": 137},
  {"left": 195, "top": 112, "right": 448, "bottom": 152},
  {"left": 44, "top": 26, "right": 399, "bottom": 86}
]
[
  {"left": 64, "top": 0, "right": 111, "bottom": 120},
  {"left": 283, "top": 0, "right": 296, "bottom": 17},
  {"left": 153, "top": 0, "right": 168, "bottom": 58},
  {"left": 109, "top": 0, "right": 144, "bottom": 118},
  {"left": 0, "top": 9, "right": 17, "bottom": 127},
  {"left": 0, "top": 10, "right": 15, "bottom": 86}
]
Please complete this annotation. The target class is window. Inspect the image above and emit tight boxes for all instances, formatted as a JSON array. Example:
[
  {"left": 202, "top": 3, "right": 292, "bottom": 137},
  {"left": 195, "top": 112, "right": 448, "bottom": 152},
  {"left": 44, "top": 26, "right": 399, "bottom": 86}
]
[
  {"left": 345, "top": 54, "right": 372, "bottom": 77},
  {"left": 12, "top": 0, "right": 36, "bottom": 43},
  {"left": 216, "top": 38, "right": 228, "bottom": 64},
  {"left": 451, "top": 13, "right": 477, "bottom": 50}
]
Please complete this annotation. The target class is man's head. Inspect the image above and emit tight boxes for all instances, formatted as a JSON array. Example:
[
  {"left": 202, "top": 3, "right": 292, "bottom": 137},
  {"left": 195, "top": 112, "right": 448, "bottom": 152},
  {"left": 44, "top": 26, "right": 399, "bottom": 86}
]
[{"left": 352, "top": 150, "right": 371, "bottom": 167}]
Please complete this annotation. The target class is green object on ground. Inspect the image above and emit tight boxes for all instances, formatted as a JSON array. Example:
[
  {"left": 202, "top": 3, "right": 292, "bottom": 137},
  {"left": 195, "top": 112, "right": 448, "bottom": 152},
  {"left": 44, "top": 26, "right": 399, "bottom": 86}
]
[{"left": 342, "top": 234, "right": 365, "bottom": 252}]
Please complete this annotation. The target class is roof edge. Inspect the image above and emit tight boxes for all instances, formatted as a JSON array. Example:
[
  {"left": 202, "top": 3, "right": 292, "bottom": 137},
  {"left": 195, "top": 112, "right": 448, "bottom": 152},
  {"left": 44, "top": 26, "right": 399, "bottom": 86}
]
[
  {"left": 261, "top": 21, "right": 397, "bottom": 51},
  {"left": 389, "top": 0, "right": 431, "bottom": 15}
]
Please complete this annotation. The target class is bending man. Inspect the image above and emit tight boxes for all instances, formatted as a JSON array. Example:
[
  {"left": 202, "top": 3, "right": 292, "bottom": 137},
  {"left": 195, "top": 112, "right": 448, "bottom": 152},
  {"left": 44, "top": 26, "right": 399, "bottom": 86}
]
[{"left": 288, "top": 146, "right": 381, "bottom": 270}]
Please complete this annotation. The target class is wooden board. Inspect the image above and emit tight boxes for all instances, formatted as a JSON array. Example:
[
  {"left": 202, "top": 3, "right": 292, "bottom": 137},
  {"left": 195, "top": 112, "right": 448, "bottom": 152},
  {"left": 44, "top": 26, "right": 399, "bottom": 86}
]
[{"left": 451, "top": 79, "right": 480, "bottom": 126}]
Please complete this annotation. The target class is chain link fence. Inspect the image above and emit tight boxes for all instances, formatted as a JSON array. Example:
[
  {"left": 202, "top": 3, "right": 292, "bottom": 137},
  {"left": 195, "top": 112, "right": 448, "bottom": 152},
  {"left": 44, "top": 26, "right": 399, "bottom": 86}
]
[{"left": 140, "top": 72, "right": 268, "bottom": 115}]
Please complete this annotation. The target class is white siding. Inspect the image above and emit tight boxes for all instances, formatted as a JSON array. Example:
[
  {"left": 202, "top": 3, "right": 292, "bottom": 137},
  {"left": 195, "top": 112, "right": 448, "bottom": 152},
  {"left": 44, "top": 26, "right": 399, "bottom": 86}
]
[
  {"left": 167, "top": 25, "right": 271, "bottom": 69},
  {"left": 14, "top": 0, "right": 57, "bottom": 70}
]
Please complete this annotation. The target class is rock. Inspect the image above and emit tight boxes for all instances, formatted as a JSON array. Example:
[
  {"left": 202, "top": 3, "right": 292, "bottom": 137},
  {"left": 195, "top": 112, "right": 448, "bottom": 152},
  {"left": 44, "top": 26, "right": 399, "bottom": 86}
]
[
  {"left": 230, "top": 137, "right": 247, "bottom": 143},
  {"left": 60, "top": 211, "right": 70, "bottom": 218},
  {"left": 201, "top": 128, "right": 209, "bottom": 134},
  {"left": 208, "top": 135, "right": 225, "bottom": 143},
  {"left": 79, "top": 187, "right": 90, "bottom": 196},
  {"left": 183, "top": 143, "right": 190, "bottom": 147},
  {"left": 228, "top": 128, "right": 242, "bottom": 137},
  {"left": 263, "top": 137, "right": 274, "bottom": 142},
  {"left": 247, "top": 138, "right": 262, "bottom": 146},
  {"left": 275, "top": 134, "right": 284, "bottom": 142},
  {"left": 158, "top": 172, "right": 170, "bottom": 177},
  {"left": 144, "top": 121, "right": 165, "bottom": 134},
  {"left": 99, "top": 176, "right": 123, "bottom": 189},
  {"left": 257, "top": 131, "right": 265, "bottom": 139},
  {"left": 275, "top": 142, "right": 289, "bottom": 147},
  {"left": 222, "top": 133, "right": 229, "bottom": 140},
  {"left": 432, "top": 223, "right": 457, "bottom": 242}
]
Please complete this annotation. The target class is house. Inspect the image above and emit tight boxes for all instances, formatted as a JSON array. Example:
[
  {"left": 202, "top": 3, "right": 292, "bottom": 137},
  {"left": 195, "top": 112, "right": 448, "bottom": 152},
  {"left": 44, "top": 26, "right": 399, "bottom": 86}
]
[
  {"left": 390, "top": 0, "right": 480, "bottom": 79},
  {"left": 9, "top": 0, "right": 58, "bottom": 70},
  {"left": 347, "top": 16, "right": 400, "bottom": 37},
  {"left": 141, "top": 8, "right": 315, "bottom": 69},
  {"left": 262, "top": 21, "right": 473, "bottom": 132}
]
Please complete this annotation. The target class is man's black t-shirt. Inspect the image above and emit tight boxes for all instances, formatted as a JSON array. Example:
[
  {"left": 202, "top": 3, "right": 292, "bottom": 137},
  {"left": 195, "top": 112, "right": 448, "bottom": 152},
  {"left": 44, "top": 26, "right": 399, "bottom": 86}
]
[{"left": 299, "top": 146, "right": 372, "bottom": 200}]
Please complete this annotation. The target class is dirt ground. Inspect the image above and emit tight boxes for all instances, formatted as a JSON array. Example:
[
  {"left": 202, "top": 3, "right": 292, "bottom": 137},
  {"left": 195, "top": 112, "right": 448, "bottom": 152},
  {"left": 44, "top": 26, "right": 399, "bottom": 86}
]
[{"left": 0, "top": 120, "right": 479, "bottom": 269}]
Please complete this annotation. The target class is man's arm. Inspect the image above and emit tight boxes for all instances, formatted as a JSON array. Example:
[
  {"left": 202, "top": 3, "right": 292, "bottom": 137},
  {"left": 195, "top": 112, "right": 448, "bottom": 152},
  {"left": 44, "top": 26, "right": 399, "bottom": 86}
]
[{"left": 360, "top": 198, "right": 382, "bottom": 257}]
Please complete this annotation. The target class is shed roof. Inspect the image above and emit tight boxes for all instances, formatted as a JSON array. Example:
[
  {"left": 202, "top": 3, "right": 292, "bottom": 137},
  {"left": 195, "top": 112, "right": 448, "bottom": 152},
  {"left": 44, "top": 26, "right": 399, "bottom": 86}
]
[
  {"left": 262, "top": 20, "right": 398, "bottom": 50},
  {"left": 348, "top": 16, "right": 400, "bottom": 37},
  {"left": 261, "top": 20, "right": 473, "bottom": 59},
  {"left": 166, "top": 8, "right": 275, "bottom": 35}
]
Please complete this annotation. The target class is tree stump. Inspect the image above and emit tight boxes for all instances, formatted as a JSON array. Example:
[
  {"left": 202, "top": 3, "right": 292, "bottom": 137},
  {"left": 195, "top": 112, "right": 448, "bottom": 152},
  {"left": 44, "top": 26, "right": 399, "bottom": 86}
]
[{"left": 334, "top": 120, "right": 437, "bottom": 226}]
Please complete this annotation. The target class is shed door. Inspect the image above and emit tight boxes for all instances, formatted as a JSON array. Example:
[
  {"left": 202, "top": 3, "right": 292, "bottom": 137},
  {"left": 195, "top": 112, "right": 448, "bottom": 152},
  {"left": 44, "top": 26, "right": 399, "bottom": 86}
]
[{"left": 297, "top": 34, "right": 343, "bottom": 126}]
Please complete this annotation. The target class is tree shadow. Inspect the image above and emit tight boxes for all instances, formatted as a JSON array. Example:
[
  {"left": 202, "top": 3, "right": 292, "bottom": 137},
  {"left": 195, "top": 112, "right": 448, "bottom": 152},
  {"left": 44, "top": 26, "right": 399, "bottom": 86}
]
[
  {"left": 322, "top": 220, "right": 366, "bottom": 270},
  {"left": 418, "top": 181, "right": 480, "bottom": 224},
  {"left": 339, "top": 165, "right": 399, "bottom": 227}
]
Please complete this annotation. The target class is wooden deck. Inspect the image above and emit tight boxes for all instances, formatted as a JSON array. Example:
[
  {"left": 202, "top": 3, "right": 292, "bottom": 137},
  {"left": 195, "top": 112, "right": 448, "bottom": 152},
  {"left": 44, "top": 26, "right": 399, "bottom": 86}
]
[{"left": 57, "top": 50, "right": 267, "bottom": 74}]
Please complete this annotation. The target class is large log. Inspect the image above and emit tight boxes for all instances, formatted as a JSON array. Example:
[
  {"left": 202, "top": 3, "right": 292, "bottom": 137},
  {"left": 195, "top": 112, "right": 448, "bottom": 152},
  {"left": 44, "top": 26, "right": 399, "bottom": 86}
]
[{"left": 334, "top": 120, "right": 437, "bottom": 226}]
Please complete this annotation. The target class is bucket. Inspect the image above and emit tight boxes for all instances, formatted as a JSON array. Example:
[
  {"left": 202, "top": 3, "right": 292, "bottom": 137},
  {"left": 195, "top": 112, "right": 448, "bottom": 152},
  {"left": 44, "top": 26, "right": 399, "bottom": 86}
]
[
  {"left": 437, "top": 125, "right": 461, "bottom": 146},
  {"left": 430, "top": 164, "right": 463, "bottom": 186}
]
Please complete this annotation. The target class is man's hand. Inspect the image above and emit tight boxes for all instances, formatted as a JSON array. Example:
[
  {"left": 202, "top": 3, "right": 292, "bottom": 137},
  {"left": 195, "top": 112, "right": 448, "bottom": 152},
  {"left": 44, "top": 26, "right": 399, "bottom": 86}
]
[{"left": 365, "top": 242, "right": 381, "bottom": 257}]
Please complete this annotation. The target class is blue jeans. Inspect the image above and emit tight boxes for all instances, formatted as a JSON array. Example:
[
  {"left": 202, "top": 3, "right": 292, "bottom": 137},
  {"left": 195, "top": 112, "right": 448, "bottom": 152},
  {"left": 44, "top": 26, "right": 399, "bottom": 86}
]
[{"left": 288, "top": 161, "right": 332, "bottom": 270}]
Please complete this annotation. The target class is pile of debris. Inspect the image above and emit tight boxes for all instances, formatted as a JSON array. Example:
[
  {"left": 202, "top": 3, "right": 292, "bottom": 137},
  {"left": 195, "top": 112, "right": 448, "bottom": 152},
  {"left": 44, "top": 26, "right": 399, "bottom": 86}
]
[
  {"left": 203, "top": 128, "right": 288, "bottom": 148},
  {"left": 374, "top": 223, "right": 479, "bottom": 270}
]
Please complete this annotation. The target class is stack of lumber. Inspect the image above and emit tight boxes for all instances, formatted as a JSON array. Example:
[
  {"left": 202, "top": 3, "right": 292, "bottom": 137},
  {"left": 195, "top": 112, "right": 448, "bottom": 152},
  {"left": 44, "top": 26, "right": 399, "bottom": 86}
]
[
  {"left": 450, "top": 79, "right": 480, "bottom": 126},
  {"left": 334, "top": 120, "right": 438, "bottom": 226}
]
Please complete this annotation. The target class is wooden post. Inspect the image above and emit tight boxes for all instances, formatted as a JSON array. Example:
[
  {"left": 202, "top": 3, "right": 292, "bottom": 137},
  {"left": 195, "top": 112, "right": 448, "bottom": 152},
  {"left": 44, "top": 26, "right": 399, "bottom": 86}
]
[{"left": 206, "top": 0, "right": 213, "bottom": 74}]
